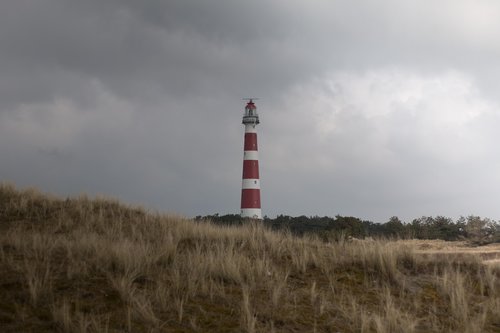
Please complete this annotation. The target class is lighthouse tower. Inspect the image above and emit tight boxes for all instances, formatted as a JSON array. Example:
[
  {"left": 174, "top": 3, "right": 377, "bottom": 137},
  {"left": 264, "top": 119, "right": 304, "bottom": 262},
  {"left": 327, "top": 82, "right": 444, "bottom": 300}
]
[{"left": 241, "top": 99, "right": 262, "bottom": 219}]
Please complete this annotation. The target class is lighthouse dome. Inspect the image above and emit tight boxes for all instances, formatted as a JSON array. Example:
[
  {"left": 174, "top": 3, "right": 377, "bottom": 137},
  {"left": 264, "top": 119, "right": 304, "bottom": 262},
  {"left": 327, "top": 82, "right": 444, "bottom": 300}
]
[{"left": 245, "top": 101, "right": 256, "bottom": 109}]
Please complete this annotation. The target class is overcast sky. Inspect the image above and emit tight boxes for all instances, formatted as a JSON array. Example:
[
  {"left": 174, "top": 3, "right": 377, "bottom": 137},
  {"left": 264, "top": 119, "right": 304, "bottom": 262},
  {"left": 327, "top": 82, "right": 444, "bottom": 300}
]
[{"left": 2, "top": 0, "right": 500, "bottom": 222}]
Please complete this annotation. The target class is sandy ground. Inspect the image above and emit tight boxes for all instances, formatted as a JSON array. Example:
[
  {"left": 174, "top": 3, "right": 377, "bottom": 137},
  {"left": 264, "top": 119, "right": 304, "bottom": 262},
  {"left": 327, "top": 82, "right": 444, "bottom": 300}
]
[{"left": 405, "top": 239, "right": 500, "bottom": 266}]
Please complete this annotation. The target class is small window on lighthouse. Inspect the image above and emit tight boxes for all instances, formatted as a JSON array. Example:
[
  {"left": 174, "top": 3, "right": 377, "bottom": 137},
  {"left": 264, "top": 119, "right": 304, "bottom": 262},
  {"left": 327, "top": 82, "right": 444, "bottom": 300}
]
[{"left": 254, "top": 180, "right": 257, "bottom": 184}]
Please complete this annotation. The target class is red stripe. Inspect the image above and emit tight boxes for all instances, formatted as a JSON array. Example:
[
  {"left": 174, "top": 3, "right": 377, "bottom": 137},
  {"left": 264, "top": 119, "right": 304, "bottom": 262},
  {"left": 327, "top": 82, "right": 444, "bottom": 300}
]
[
  {"left": 244, "top": 133, "right": 258, "bottom": 151},
  {"left": 241, "top": 189, "right": 261, "bottom": 208},
  {"left": 242, "top": 160, "right": 259, "bottom": 179}
]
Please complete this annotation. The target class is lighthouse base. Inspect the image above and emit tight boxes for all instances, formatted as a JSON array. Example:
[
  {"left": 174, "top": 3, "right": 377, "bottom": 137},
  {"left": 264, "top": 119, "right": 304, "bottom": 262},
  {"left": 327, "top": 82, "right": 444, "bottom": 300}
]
[{"left": 241, "top": 208, "right": 262, "bottom": 219}]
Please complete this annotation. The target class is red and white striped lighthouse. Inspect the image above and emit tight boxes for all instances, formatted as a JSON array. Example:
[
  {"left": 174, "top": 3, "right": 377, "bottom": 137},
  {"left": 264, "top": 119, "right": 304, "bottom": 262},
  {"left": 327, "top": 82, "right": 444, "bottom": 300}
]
[{"left": 241, "top": 99, "right": 262, "bottom": 219}]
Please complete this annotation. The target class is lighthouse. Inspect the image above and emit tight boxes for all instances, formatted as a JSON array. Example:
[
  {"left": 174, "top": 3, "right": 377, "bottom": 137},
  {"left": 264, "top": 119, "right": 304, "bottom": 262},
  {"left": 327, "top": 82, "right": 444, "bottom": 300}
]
[{"left": 241, "top": 99, "right": 262, "bottom": 219}]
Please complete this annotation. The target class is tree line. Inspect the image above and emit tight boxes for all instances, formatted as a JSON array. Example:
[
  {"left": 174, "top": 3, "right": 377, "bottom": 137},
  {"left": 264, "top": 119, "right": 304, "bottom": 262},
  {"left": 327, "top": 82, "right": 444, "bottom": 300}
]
[{"left": 194, "top": 214, "right": 500, "bottom": 244}]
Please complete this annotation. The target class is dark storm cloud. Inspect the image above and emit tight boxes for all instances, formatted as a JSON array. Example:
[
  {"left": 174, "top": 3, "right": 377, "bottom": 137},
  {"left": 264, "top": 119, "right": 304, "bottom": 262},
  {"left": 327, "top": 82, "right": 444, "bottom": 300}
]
[
  {"left": 0, "top": 0, "right": 316, "bottom": 106},
  {"left": 2, "top": 0, "right": 500, "bottom": 221}
]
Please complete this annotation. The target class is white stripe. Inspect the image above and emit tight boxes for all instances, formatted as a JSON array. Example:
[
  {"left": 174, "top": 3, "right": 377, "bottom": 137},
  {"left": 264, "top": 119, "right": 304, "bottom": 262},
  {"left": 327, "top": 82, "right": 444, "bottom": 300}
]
[
  {"left": 242, "top": 179, "right": 260, "bottom": 189},
  {"left": 245, "top": 124, "right": 257, "bottom": 133},
  {"left": 243, "top": 151, "right": 259, "bottom": 160},
  {"left": 241, "top": 208, "right": 262, "bottom": 219}
]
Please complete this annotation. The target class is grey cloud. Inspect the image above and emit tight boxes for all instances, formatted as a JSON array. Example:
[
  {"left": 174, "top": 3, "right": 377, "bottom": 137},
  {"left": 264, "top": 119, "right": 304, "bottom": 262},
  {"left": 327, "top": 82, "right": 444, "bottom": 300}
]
[{"left": 2, "top": 0, "right": 500, "bottom": 221}]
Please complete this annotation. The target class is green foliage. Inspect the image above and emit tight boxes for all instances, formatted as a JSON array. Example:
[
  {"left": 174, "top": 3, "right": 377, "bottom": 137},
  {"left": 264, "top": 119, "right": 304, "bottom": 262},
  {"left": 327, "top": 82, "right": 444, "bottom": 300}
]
[
  {"left": 384, "top": 216, "right": 405, "bottom": 237},
  {"left": 198, "top": 213, "right": 499, "bottom": 243},
  {"left": 409, "top": 216, "right": 465, "bottom": 241},
  {"left": 461, "top": 215, "right": 498, "bottom": 245}
]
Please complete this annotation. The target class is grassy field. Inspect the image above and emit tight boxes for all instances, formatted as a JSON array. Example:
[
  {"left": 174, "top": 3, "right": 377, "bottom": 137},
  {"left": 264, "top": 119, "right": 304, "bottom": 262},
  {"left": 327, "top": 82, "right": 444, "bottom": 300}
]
[{"left": 1, "top": 184, "right": 500, "bottom": 332}]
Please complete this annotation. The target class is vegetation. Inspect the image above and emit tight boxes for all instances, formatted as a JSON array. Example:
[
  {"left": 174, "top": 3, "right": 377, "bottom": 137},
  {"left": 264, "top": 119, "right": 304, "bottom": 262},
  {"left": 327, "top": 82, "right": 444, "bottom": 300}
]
[
  {"left": 197, "top": 213, "right": 500, "bottom": 244},
  {"left": 1, "top": 184, "right": 500, "bottom": 332}
]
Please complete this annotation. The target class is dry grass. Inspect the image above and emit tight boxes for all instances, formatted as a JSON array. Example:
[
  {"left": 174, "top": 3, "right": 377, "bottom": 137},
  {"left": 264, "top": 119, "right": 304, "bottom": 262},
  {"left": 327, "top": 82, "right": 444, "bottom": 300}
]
[{"left": 1, "top": 183, "right": 500, "bottom": 332}]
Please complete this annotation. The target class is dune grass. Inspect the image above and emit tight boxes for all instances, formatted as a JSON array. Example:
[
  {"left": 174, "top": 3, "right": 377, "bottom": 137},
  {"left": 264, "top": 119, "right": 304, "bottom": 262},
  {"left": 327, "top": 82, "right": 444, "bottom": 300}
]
[{"left": 0, "top": 183, "right": 499, "bottom": 332}]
